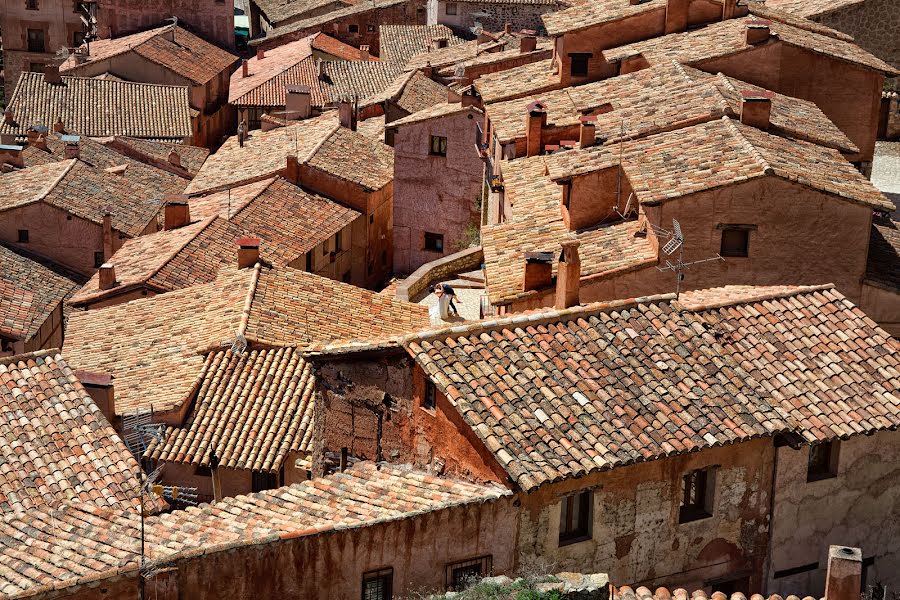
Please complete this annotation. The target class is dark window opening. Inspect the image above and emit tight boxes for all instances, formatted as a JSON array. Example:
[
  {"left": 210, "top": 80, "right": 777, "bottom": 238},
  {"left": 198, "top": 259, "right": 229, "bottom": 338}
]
[
  {"left": 446, "top": 556, "right": 492, "bottom": 592},
  {"left": 568, "top": 53, "right": 590, "bottom": 77},
  {"left": 430, "top": 135, "right": 447, "bottom": 156},
  {"left": 369, "top": 214, "right": 374, "bottom": 224},
  {"left": 349, "top": 24, "right": 359, "bottom": 33},
  {"left": 446, "top": 1, "right": 458, "bottom": 14},
  {"left": 559, "top": 489, "right": 591, "bottom": 545},
  {"left": 367, "top": 24, "right": 376, "bottom": 32},
  {"left": 424, "top": 232, "right": 444, "bottom": 252},
  {"left": 305, "top": 250, "right": 313, "bottom": 272},
  {"left": 194, "top": 465, "right": 212, "bottom": 477},
  {"left": 362, "top": 568, "right": 393, "bottom": 600},
  {"left": 29, "top": 62, "right": 46, "bottom": 73},
  {"left": 94, "top": 251, "right": 104, "bottom": 268},
  {"left": 73, "top": 30, "right": 85, "bottom": 47},
  {"left": 423, "top": 379, "right": 437, "bottom": 410},
  {"left": 28, "top": 28, "right": 46, "bottom": 53},
  {"left": 17, "top": 230, "right": 29, "bottom": 243},
  {"left": 381, "top": 249, "right": 387, "bottom": 266},
  {"left": 807, "top": 440, "right": 839, "bottom": 482},
  {"left": 27, "top": 0, "right": 39, "bottom": 9},
  {"left": 720, "top": 228, "right": 750, "bottom": 257},
  {"left": 251, "top": 470, "right": 278, "bottom": 492},
  {"left": 335, "top": 230, "right": 342, "bottom": 252},
  {"left": 680, "top": 467, "right": 714, "bottom": 523}
]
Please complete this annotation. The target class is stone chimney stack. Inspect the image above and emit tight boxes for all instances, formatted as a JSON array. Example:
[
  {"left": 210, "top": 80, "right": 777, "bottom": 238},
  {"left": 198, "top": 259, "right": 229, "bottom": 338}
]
[
  {"left": 520, "top": 35, "right": 537, "bottom": 53},
  {"left": 525, "top": 101, "right": 547, "bottom": 158},
  {"left": 523, "top": 251, "right": 553, "bottom": 291},
  {"left": 555, "top": 241, "right": 581, "bottom": 309},
  {"left": 338, "top": 99, "right": 357, "bottom": 131},
  {"left": 286, "top": 85, "right": 312, "bottom": 120},
  {"left": 238, "top": 237, "right": 261, "bottom": 269},
  {"left": 824, "top": 546, "right": 862, "bottom": 600},
  {"left": 163, "top": 196, "right": 191, "bottom": 230},
  {"left": 75, "top": 371, "right": 115, "bottom": 422},
  {"left": 740, "top": 91, "right": 773, "bottom": 131},
  {"left": 746, "top": 22, "right": 771, "bottom": 45},
  {"left": 98, "top": 263, "right": 117, "bottom": 290},
  {"left": 242, "top": 59, "right": 249, "bottom": 78},
  {"left": 579, "top": 115, "right": 597, "bottom": 148},
  {"left": 44, "top": 64, "right": 62, "bottom": 85}
]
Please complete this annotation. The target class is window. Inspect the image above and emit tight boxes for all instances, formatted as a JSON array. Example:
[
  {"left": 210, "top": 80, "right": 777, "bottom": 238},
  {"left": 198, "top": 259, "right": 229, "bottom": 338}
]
[
  {"left": 26, "top": 0, "right": 38, "bottom": 9},
  {"left": 559, "top": 490, "right": 591, "bottom": 545},
  {"left": 807, "top": 440, "right": 839, "bottom": 481},
  {"left": 445, "top": 556, "right": 492, "bottom": 592},
  {"left": 349, "top": 24, "right": 359, "bottom": 33},
  {"left": 679, "top": 467, "right": 714, "bottom": 523},
  {"left": 720, "top": 228, "right": 750, "bottom": 257},
  {"left": 424, "top": 232, "right": 444, "bottom": 252},
  {"left": 423, "top": 379, "right": 437, "bottom": 410},
  {"left": 17, "top": 230, "right": 29, "bottom": 243},
  {"left": 251, "top": 470, "right": 278, "bottom": 492},
  {"left": 29, "top": 62, "right": 46, "bottom": 73},
  {"left": 446, "top": 1, "right": 458, "bottom": 14},
  {"left": 429, "top": 135, "right": 447, "bottom": 156},
  {"left": 362, "top": 568, "right": 393, "bottom": 600},
  {"left": 569, "top": 53, "right": 590, "bottom": 77},
  {"left": 335, "top": 230, "right": 342, "bottom": 252},
  {"left": 27, "top": 28, "right": 45, "bottom": 53},
  {"left": 94, "top": 252, "right": 104, "bottom": 268},
  {"left": 73, "top": 30, "right": 84, "bottom": 47},
  {"left": 305, "top": 250, "right": 313, "bottom": 272},
  {"left": 367, "top": 24, "right": 376, "bottom": 32}
]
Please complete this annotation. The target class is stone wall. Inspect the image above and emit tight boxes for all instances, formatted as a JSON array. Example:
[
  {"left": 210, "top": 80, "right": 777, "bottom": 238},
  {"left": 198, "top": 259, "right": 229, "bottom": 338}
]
[
  {"left": 395, "top": 246, "right": 484, "bottom": 301},
  {"left": 431, "top": 0, "right": 564, "bottom": 35}
]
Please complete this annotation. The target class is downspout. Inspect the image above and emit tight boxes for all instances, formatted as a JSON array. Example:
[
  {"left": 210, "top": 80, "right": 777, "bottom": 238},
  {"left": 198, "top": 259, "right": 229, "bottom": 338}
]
[{"left": 763, "top": 439, "right": 779, "bottom": 593}]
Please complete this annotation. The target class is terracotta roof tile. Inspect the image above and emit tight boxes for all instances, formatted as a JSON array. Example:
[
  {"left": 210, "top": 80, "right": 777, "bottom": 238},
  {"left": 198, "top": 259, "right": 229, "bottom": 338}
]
[
  {"left": 106, "top": 137, "right": 209, "bottom": 176},
  {"left": 473, "top": 58, "right": 559, "bottom": 103},
  {"left": 319, "top": 59, "right": 402, "bottom": 104},
  {"left": 379, "top": 24, "right": 466, "bottom": 65},
  {"left": 614, "top": 585, "right": 823, "bottom": 600},
  {"left": 543, "top": 0, "right": 666, "bottom": 36},
  {"left": 389, "top": 102, "right": 483, "bottom": 128},
  {"left": 252, "top": 0, "right": 353, "bottom": 25},
  {"left": 864, "top": 216, "right": 900, "bottom": 290},
  {"left": 305, "top": 126, "right": 394, "bottom": 191},
  {"left": 395, "top": 71, "right": 452, "bottom": 113},
  {"left": 763, "top": 0, "right": 864, "bottom": 19},
  {"left": 256, "top": 0, "right": 416, "bottom": 46},
  {"left": 0, "top": 350, "right": 147, "bottom": 515},
  {"left": 60, "top": 25, "right": 237, "bottom": 85},
  {"left": 0, "top": 73, "right": 193, "bottom": 140}
]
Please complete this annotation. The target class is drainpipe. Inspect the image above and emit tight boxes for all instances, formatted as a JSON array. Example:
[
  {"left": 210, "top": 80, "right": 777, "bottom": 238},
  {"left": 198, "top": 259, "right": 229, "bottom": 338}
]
[{"left": 763, "top": 439, "right": 780, "bottom": 592}]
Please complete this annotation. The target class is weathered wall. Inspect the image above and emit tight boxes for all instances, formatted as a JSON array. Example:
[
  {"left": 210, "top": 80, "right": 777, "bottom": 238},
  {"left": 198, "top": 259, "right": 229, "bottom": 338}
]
[
  {"left": 24, "top": 301, "right": 66, "bottom": 352},
  {"left": 859, "top": 282, "right": 900, "bottom": 336},
  {"left": 96, "top": 0, "right": 235, "bottom": 49},
  {"left": 393, "top": 109, "right": 484, "bottom": 275},
  {"left": 811, "top": 0, "right": 900, "bottom": 75},
  {"left": 767, "top": 430, "right": 900, "bottom": 594},
  {"left": 289, "top": 221, "right": 357, "bottom": 285},
  {"left": 517, "top": 438, "right": 775, "bottom": 591},
  {"left": 431, "top": 0, "right": 563, "bottom": 35}
]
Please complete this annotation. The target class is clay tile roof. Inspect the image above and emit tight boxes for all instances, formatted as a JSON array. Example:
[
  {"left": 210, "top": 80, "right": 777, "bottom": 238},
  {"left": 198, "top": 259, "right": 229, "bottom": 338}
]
[
  {"left": 543, "top": 0, "right": 666, "bottom": 36},
  {"left": 434, "top": 39, "right": 553, "bottom": 76},
  {"left": 762, "top": 0, "right": 863, "bottom": 19},
  {"left": 184, "top": 113, "right": 339, "bottom": 196},
  {"left": 388, "top": 102, "right": 482, "bottom": 128},
  {"left": 107, "top": 136, "right": 209, "bottom": 176},
  {"left": 319, "top": 59, "right": 403, "bottom": 104},
  {"left": 864, "top": 216, "right": 900, "bottom": 290},
  {"left": 0, "top": 73, "right": 193, "bottom": 140},
  {"left": 146, "top": 347, "right": 316, "bottom": 471},
  {"left": 64, "top": 266, "right": 429, "bottom": 415},
  {"left": 404, "top": 31, "right": 531, "bottom": 71},
  {"left": 0, "top": 246, "right": 81, "bottom": 342},
  {"left": 252, "top": 0, "right": 352, "bottom": 25},
  {"left": 255, "top": 0, "right": 414, "bottom": 46},
  {"left": 0, "top": 158, "right": 181, "bottom": 237},
  {"left": 394, "top": 71, "right": 452, "bottom": 114},
  {"left": 0, "top": 463, "right": 508, "bottom": 599},
  {"left": 613, "top": 586, "right": 822, "bottom": 600},
  {"left": 0, "top": 350, "right": 147, "bottom": 515},
  {"left": 305, "top": 126, "right": 394, "bottom": 191},
  {"left": 603, "top": 13, "right": 899, "bottom": 76},
  {"left": 474, "top": 58, "right": 559, "bottom": 104},
  {"left": 59, "top": 25, "right": 237, "bottom": 85},
  {"left": 379, "top": 24, "right": 466, "bottom": 66}
]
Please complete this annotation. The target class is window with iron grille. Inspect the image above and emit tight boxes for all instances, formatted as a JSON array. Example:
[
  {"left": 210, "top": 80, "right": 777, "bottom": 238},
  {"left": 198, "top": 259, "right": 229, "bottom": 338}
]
[
  {"left": 429, "top": 135, "right": 447, "bottom": 156},
  {"left": 807, "top": 441, "right": 839, "bottom": 481},
  {"left": 27, "top": 29, "right": 45, "bottom": 53},
  {"left": 559, "top": 490, "right": 591, "bottom": 545},
  {"left": 362, "top": 568, "right": 393, "bottom": 600},
  {"left": 446, "top": 556, "right": 492, "bottom": 591},
  {"left": 679, "top": 467, "right": 714, "bottom": 523}
]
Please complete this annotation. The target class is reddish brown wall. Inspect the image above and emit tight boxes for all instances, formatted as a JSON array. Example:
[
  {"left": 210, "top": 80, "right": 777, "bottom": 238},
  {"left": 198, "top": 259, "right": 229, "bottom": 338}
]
[{"left": 96, "top": 0, "right": 235, "bottom": 49}]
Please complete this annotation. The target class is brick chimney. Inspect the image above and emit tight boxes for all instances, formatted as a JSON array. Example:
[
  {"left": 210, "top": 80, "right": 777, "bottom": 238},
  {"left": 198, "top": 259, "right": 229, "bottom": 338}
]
[
  {"left": 338, "top": 99, "right": 357, "bottom": 131},
  {"left": 824, "top": 546, "right": 862, "bottom": 600},
  {"left": 0, "top": 144, "right": 24, "bottom": 168},
  {"left": 523, "top": 251, "right": 553, "bottom": 291},
  {"left": 44, "top": 64, "right": 61, "bottom": 85},
  {"left": 740, "top": 90, "right": 773, "bottom": 130},
  {"left": 664, "top": 0, "right": 690, "bottom": 33},
  {"left": 555, "top": 241, "right": 581, "bottom": 309},
  {"left": 256, "top": 47, "right": 265, "bottom": 60},
  {"left": 237, "top": 237, "right": 261, "bottom": 269},
  {"left": 286, "top": 155, "right": 301, "bottom": 183},
  {"left": 579, "top": 115, "right": 597, "bottom": 148},
  {"left": 75, "top": 370, "right": 115, "bottom": 422},
  {"left": 27, "top": 127, "right": 49, "bottom": 150},
  {"left": 64, "top": 140, "right": 80, "bottom": 159},
  {"left": 102, "top": 212, "right": 113, "bottom": 260},
  {"left": 286, "top": 85, "right": 312, "bottom": 120},
  {"left": 422, "top": 62, "right": 434, "bottom": 79},
  {"left": 163, "top": 196, "right": 191, "bottom": 230},
  {"left": 461, "top": 89, "right": 481, "bottom": 108},
  {"left": 360, "top": 44, "right": 370, "bottom": 60},
  {"left": 525, "top": 101, "right": 547, "bottom": 158},
  {"left": 746, "top": 22, "right": 771, "bottom": 45},
  {"left": 53, "top": 117, "right": 64, "bottom": 133},
  {"left": 520, "top": 35, "right": 537, "bottom": 53},
  {"left": 242, "top": 59, "right": 249, "bottom": 78},
  {"left": 98, "top": 263, "right": 117, "bottom": 290}
]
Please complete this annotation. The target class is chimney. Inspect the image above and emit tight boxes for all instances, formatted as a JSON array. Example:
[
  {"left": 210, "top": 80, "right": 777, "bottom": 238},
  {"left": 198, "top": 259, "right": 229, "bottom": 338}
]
[
  {"left": 579, "top": 115, "right": 597, "bottom": 148},
  {"left": 3, "top": 109, "right": 13, "bottom": 125},
  {"left": 740, "top": 90, "right": 773, "bottom": 130},
  {"left": 422, "top": 61, "right": 434, "bottom": 79},
  {"left": 285, "top": 85, "right": 312, "bottom": 120},
  {"left": 286, "top": 155, "right": 301, "bottom": 183},
  {"left": 74, "top": 371, "right": 115, "bottom": 422},
  {"left": 360, "top": 44, "right": 370, "bottom": 60},
  {"left": 242, "top": 59, "right": 249, "bottom": 78},
  {"left": 664, "top": 0, "right": 690, "bottom": 34},
  {"left": 237, "top": 237, "right": 261, "bottom": 269},
  {"left": 44, "top": 64, "right": 61, "bottom": 85},
  {"left": 525, "top": 101, "right": 548, "bottom": 158},
  {"left": 520, "top": 35, "right": 537, "bottom": 53},
  {"left": 461, "top": 89, "right": 481, "bottom": 108},
  {"left": 64, "top": 140, "right": 80, "bottom": 159},
  {"left": 338, "top": 99, "right": 357, "bottom": 131},
  {"left": 448, "top": 88, "right": 463, "bottom": 104},
  {"left": 0, "top": 144, "right": 24, "bottom": 169},
  {"left": 504, "top": 23, "right": 512, "bottom": 34},
  {"left": 824, "top": 546, "right": 862, "bottom": 600},
  {"left": 523, "top": 251, "right": 553, "bottom": 291},
  {"left": 163, "top": 195, "right": 191, "bottom": 230},
  {"left": 256, "top": 47, "right": 265, "bottom": 60},
  {"left": 102, "top": 212, "right": 113, "bottom": 260},
  {"left": 746, "top": 22, "right": 771, "bottom": 45},
  {"left": 53, "top": 117, "right": 64, "bottom": 133},
  {"left": 168, "top": 148, "right": 181, "bottom": 168},
  {"left": 555, "top": 241, "right": 581, "bottom": 309},
  {"left": 98, "top": 263, "right": 117, "bottom": 290},
  {"left": 27, "top": 127, "right": 49, "bottom": 150}
]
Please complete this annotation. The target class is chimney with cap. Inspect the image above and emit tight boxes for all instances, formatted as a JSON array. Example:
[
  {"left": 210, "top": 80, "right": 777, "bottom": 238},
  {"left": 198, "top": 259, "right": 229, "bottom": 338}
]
[
  {"left": 242, "top": 59, "right": 249, "bottom": 78},
  {"left": 75, "top": 371, "right": 115, "bottom": 421},
  {"left": 555, "top": 241, "right": 581, "bottom": 309},
  {"left": 44, "top": 64, "right": 61, "bottom": 85},
  {"left": 360, "top": 45, "right": 370, "bottom": 60},
  {"left": 98, "top": 263, "right": 117, "bottom": 290},
  {"left": 286, "top": 85, "right": 312, "bottom": 120},
  {"left": 338, "top": 99, "right": 357, "bottom": 131},
  {"left": 163, "top": 196, "right": 190, "bottom": 230},
  {"left": 740, "top": 90, "right": 773, "bottom": 130},
  {"left": 525, "top": 101, "right": 548, "bottom": 158},
  {"left": 523, "top": 251, "right": 554, "bottom": 291},
  {"left": 825, "top": 546, "right": 862, "bottom": 600},
  {"left": 64, "top": 140, "right": 80, "bottom": 159},
  {"left": 53, "top": 117, "right": 64, "bottom": 133},
  {"left": 579, "top": 115, "right": 597, "bottom": 148},
  {"left": 3, "top": 109, "right": 13, "bottom": 125},
  {"left": 746, "top": 22, "right": 771, "bottom": 44},
  {"left": 238, "top": 237, "right": 261, "bottom": 268}
]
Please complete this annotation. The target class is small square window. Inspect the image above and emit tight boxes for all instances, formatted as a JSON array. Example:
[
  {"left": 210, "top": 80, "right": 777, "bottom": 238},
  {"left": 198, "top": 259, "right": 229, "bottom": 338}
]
[
  {"left": 26, "top": 0, "right": 39, "bottom": 9},
  {"left": 94, "top": 251, "right": 104, "bottom": 268},
  {"left": 559, "top": 490, "right": 591, "bottom": 545},
  {"left": 367, "top": 24, "right": 376, "bottom": 32},
  {"left": 446, "top": 1, "right": 458, "bottom": 14},
  {"left": 362, "top": 568, "right": 393, "bottom": 600},
  {"left": 807, "top": 440, "right": 839, "bottom": 482},
  {"left": 445, "top": 556, "right": 492, "bottom": 592},
  {"left": 423, "top": 379, "right": 437, "bottom": 410},
  {"left": 349, "top": 24, "right": 359, "bottom": 33},
  {"left": 569, "top": 53, "right": 590, "bottom": 77},
  {"left": 424, "top": 232, "right": 444, "bottom": 252},
  {"left": 720, "top": 228, "right": 750, "bottom": 257},
  {"left": 430, "top": 135, "right": 447, "bottom": 156},
  {"left": 17, "top": 230, "right": 29, "bottom": 243},
  {"left": 679, "top": 467, "right": 714, "bottom": 523}
]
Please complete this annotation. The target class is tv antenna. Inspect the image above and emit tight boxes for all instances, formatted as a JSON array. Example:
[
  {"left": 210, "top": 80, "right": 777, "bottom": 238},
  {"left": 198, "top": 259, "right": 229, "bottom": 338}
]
[{"left": 652, "top": 219, "right": 724, "bottom": 299}]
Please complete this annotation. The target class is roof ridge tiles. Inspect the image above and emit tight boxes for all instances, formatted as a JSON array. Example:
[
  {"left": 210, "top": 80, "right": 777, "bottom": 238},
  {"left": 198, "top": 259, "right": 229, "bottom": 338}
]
[
  {"left": 721, "top": 115, "right": 774, "bottom": 175},
  {"left": 43, "top": 158, "right": 78, "bottom": 201},
  {"left": 675, "top": 283, "right": 838, "bottom": 312},
  {"left": 237, "top": 263, "right": 264, "bottom": 339},
  {"left": 0, "top": 347, "right": 61, "bottom": 367},
  {"left": 301, "top": 121, "right": 343, "bottom": 164}
]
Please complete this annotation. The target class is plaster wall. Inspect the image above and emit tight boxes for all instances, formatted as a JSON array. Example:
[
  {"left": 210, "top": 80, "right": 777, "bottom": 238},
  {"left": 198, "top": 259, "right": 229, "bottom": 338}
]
[
  {"left": 22, "top": 301, "right": 65, "bottom": 352},
  {"left": 859, "top": 283, "right": 900, "bottom": 336},
  {"left": 96, "top": 0, "right": 235, "bottom": 49}
]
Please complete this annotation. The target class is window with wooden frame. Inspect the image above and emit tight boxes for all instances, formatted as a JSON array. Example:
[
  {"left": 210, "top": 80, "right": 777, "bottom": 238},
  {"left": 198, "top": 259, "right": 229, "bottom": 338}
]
[
  {"left": 429, "top": 135, "right": 447, "bottom": 156},
  {"left": 559, "top": 489, "right": 591, "bottom": 545},
  {"left": 679, "top": 467, "right": 715, "bottom": 523},
  {"left": 568, "top": 53, "right": 590, "bottom": 77},
  {"left": 445, "top": 556, "right": 492, "bottom": 591},
  {"left": 362, "top": 568, "right": 393, "bottom": 600},
  {"left": 807, "top": 440, "right": 839, "bottom": 482},
  {"left": 423, "top": 379, "right": 437, "bottom": 410}
]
